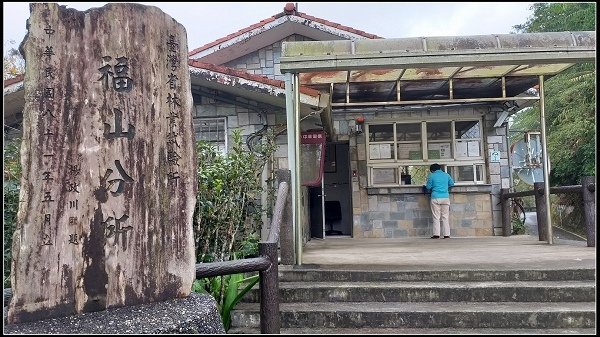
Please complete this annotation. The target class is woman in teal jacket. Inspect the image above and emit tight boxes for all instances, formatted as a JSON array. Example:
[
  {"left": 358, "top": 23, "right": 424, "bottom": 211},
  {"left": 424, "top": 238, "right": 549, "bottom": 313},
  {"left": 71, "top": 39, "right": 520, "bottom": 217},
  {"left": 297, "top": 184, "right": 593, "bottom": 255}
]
[{"left": 425, "top": 163, "right": 455, "bottom": 239}]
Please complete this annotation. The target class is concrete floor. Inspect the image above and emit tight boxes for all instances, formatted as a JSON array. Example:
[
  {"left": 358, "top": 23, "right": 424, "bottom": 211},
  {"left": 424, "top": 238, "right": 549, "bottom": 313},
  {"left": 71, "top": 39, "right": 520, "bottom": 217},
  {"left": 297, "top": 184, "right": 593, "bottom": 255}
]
[{"left": 299, "top": 235, "right": 596, "bottom": 271}]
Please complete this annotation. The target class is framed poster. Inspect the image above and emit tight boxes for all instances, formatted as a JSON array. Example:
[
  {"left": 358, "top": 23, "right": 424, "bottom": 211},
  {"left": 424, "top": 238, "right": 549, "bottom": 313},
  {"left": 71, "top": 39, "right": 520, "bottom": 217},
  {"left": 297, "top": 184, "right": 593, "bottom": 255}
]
[
  {"left": 456, "top": 141, "right": 468, "bottom": 157},
  {"left": 467, "top": 141, "right": 480, "bottom": 157},
  {"left": 428, "top": 143, "right": 451, "bottom": 159},
  {"left": 369, "top": 144, "right": 381, "bottom": 159},
  {"left": 398, "top": 143, "right": 421, "bottom": 160}
]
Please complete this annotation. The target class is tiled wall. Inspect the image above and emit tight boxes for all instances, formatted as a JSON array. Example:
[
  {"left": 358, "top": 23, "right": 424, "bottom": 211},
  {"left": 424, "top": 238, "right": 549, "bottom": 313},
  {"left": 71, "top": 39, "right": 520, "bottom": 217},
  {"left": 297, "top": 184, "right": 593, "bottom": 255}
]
[
  {"left": 192, "top": 92, "right": 285, "bottom": 146},
  {"left": 224, "top": 34, "right": 314, "bottom": 81},
  {"left": 361, "top": 193, "right": 431, "bottom": 238},
  {"left": 358, "top": 191, "right": 493, "bottom": 238}
]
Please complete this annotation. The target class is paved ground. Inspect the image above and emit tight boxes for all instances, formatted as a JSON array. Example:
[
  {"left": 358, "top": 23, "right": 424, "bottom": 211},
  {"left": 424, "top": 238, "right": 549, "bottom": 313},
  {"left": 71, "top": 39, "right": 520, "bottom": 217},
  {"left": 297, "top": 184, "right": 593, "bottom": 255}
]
[{"left": 299, "top": 234, "right": 595, "bottom": 271}]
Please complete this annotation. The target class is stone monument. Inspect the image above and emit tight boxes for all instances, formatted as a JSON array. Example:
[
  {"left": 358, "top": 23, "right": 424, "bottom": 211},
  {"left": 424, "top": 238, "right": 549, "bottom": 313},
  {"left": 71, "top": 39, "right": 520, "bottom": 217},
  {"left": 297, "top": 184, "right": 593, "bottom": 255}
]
[{"left": 8, "top": 3, "right": 197, "bottom": 324}]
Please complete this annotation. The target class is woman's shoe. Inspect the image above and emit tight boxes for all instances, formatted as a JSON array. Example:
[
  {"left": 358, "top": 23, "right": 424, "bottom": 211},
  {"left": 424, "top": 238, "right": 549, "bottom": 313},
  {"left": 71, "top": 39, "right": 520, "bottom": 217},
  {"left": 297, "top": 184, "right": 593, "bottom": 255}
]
[{"left": 430, "top": 235, "right": 440, "bottom": 239}]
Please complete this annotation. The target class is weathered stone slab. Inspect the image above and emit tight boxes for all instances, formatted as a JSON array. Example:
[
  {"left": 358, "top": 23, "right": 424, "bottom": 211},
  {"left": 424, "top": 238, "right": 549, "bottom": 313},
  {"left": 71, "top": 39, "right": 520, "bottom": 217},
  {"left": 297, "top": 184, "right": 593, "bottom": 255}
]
[
  {"left": 8, "top": 3, "right": 196, "bottom": 324},
  {"left": 4, "top": 292, "right": 224, "bottom": 334}
]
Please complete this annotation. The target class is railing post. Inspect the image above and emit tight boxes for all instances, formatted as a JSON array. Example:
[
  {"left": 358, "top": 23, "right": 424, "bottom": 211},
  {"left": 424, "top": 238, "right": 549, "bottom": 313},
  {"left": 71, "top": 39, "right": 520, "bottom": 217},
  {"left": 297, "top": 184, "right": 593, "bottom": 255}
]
[
  {"left": 258, "top": 241, "right": 280, "bottom": 334},
  {"left": 582, "top": 176, "right": 595, "bottom": 247},
  {"left": 501, "top": 188, "right": 511, "bottom": 236},
  {"left": 534, "top": 182, "right": 548, "bottom": 241}
]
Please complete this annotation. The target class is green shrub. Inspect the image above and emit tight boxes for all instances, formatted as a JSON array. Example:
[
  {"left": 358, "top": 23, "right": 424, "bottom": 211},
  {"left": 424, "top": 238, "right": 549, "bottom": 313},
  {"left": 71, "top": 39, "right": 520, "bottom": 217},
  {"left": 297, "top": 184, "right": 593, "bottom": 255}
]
[
  {"left": 193, "top": 129, "right": 276, "bottom": 331},
  {"left": 193, "top": 129, "right": 275, "bottom": 263}
]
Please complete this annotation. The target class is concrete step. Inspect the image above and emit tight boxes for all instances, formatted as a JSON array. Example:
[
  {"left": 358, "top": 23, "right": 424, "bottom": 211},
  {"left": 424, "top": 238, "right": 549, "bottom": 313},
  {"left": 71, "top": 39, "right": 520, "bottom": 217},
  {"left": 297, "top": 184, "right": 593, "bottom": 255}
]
[
  {"left": 242, "top": 280, "right": 595, "bottom": 303},
  {"left": 279, "top": 267, "right": 597, "bottom": 282},
  {"left": 231, "top": 301, "right": 596, "bottom": 329},
  {"left": 228, "top": 327, "right": 598, "bottom": 334},
  {"left": 232, "top": 266, "right": 596, "bottom": 332}
]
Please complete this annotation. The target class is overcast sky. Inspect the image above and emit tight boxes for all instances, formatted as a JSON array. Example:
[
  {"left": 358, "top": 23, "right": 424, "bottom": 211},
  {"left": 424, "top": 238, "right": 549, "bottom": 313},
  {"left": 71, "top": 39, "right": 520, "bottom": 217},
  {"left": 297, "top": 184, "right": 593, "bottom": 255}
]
[{"left": 3, "top": 2, "right": 535, "bottom": 54}]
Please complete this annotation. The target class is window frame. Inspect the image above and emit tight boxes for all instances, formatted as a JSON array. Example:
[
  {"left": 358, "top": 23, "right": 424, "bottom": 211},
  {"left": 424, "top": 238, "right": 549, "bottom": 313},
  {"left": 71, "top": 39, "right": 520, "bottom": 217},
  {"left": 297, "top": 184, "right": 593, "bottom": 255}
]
[
  {"left": 195, "top": 117, "right": 228, "bottom": 154},
  {"left": 366, "top": 117, "right": 486, "bottom": 187}
]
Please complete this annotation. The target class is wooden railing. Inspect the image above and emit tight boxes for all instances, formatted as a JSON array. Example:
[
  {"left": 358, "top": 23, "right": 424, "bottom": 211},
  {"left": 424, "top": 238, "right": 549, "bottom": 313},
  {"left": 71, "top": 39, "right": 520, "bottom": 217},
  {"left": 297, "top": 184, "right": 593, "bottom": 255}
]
[
  {"left": 500, "top": 176, "right": 595, "bottom": 247},
  {"left": 3, "top": 182, "right": 289, "bottom": 334},
  {"left": 195, "top": 181, "right": 288, "bottom": 333}
]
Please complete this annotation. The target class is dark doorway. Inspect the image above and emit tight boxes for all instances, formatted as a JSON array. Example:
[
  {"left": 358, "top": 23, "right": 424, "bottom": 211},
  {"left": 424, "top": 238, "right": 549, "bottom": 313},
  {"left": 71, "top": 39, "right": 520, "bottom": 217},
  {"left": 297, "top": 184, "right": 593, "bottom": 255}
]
[{"left": 309, "top": 142, "right": 352, "bottom": 238}]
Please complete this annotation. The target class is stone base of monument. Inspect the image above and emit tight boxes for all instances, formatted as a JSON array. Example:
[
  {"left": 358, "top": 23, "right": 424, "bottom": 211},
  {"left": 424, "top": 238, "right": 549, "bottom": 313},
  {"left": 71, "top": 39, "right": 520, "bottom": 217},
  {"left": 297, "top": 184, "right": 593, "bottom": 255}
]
[{"left": 4, "top": 293, "right": 224, "bottom": 334}]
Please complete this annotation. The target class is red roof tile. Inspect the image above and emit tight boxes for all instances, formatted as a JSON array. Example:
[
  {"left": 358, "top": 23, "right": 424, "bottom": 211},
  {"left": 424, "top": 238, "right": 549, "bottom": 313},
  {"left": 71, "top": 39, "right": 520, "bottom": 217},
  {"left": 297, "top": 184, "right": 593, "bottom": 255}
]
[
  {"left": 188, "top": 59, "right": 321, "bottom": 97},
  {"left": 4, "top": 74, "right": 24, "bottom": 88},
  {"left": 189, "top": 8, "right": 381, "bottom": 57}
]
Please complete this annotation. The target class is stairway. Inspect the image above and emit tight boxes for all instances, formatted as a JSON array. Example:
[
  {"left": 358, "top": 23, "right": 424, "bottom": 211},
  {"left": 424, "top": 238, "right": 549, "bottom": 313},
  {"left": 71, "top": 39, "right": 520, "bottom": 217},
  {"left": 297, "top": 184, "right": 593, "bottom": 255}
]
[{"left": 229, "top": 266, "right": 596, "bottom": 334}]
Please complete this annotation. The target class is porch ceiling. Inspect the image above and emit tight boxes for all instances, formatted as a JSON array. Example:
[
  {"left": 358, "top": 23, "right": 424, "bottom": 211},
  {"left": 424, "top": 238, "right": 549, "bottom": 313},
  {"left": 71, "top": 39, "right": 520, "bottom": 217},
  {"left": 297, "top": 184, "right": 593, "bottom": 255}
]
[{"left": 280, "top": 31, "right": 596, "bottom": 107}]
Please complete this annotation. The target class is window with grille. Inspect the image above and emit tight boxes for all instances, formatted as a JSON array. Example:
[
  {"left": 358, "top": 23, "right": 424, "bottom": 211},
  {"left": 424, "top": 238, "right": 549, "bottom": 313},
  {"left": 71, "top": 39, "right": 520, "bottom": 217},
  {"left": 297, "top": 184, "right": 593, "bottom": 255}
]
[{"left": 196, "top": 118, "right": 227, "bottom": 154}]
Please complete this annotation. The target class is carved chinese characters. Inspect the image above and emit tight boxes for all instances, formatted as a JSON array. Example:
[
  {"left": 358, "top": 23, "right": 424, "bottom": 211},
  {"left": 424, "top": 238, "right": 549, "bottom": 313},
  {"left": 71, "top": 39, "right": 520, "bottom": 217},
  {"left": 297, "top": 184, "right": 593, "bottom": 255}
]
[
  {"left": 166, "top": 34, "right": 182, "bottom": 183},
  {"left": 8, "top": 3, "right": 196, "bottom": 324},
  {"left": 40, "top": 22, "right": 59, "bottom": 248}
]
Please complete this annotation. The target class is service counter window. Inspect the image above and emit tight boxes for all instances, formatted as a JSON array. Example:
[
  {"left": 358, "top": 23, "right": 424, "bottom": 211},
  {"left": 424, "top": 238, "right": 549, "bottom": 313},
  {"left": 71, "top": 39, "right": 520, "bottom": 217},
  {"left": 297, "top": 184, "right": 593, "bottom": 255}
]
[{"left": 366, "top": 118, "right": 485, "bottom": 187}]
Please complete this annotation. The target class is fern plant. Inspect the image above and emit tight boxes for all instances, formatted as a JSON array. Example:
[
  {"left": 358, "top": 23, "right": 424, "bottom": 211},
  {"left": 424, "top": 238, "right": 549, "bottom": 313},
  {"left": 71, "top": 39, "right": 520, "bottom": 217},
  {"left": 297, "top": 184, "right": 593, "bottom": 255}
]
[{"left": 193, "top": 272, "right": 259, "bottom": 331}]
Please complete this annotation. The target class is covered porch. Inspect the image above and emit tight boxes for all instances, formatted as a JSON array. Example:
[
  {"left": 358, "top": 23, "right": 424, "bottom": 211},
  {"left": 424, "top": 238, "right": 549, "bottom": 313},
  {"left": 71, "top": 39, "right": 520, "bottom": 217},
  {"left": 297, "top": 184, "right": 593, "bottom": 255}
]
[{"left": 279, "top": 31, "right": 596, "bottom": 265}]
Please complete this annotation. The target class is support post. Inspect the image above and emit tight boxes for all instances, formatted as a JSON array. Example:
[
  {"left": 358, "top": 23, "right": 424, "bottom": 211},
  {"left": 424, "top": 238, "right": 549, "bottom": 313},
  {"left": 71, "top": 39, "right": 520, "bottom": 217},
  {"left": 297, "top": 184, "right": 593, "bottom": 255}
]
[
  {"left": 293, "top": 74, "right": 303, "bottom": 265},
  {"left": 582, "top": 176, "right": 595, "bottom": 247},
  {"left": 501, "top": 188, "right": 511, "bottom": 236},
  {"left": 259, "top": 242, "right": 280, "bottom": 334},
  {"left": 538, "top": 75, "right": 553, "bottom": 244},
  {"left": 534, "top": 182, "right": 548, "bottom": 241},
  {"left": 284, "top": 72, "right": 299, "bottom": 265}
]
